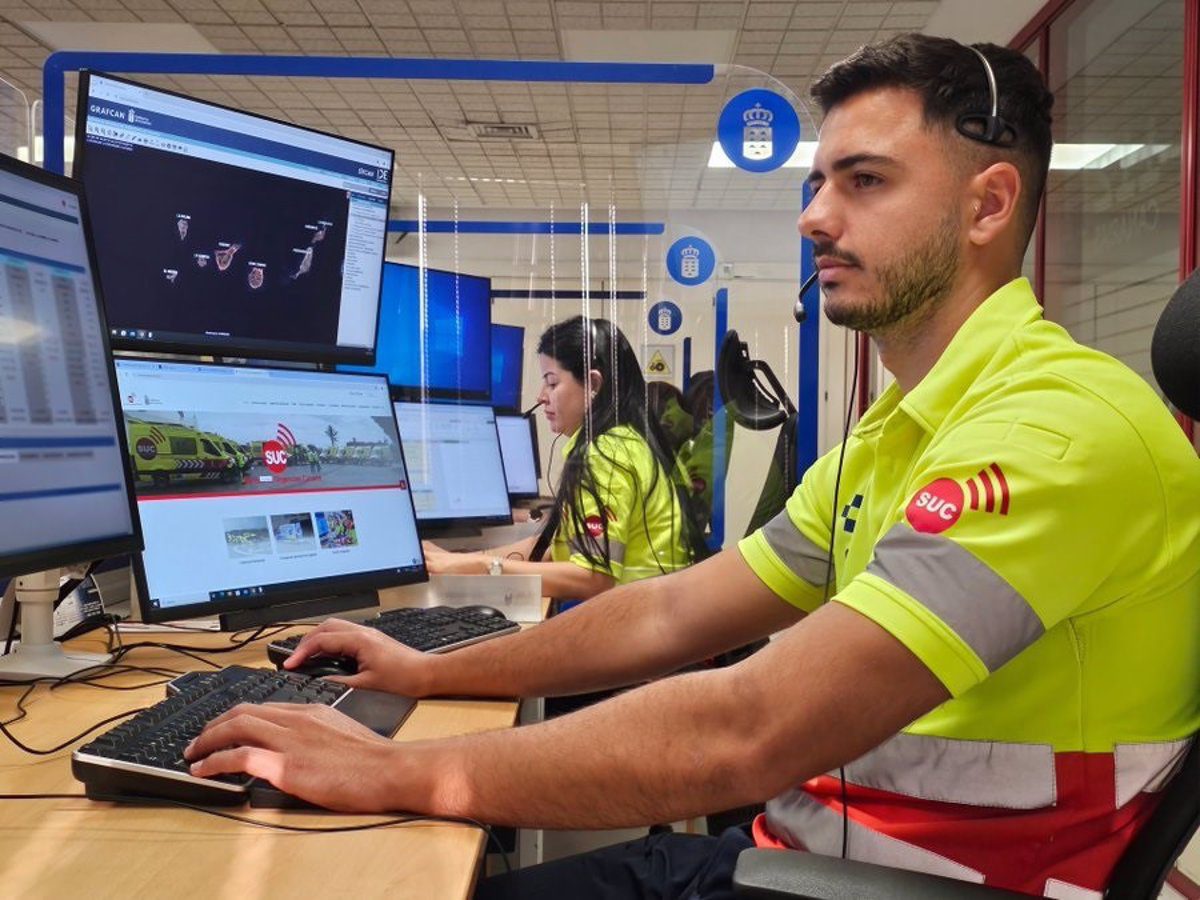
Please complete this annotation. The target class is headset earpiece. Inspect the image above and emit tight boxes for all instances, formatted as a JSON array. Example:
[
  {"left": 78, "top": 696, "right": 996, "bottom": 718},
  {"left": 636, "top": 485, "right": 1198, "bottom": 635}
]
[{"left": 955, "top": 46, "right": 1018, "bottom": 148}]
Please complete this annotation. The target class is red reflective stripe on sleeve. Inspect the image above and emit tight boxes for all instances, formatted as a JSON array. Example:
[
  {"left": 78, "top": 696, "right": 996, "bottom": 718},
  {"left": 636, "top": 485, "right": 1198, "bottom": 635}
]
[
  {"left": 978, "top": 468, "right": 996, "bottom": 513},
  {"left": 989, "top": 463, "right": 1010, "bottom": 515}
]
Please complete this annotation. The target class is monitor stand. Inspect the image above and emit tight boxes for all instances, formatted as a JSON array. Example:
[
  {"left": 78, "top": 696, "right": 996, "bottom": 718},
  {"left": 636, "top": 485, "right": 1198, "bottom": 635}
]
[
  {"left": 0, "top": 569, "right": 113, "bottom": 681},
  {"left": 217, "top": 589, "right": 380, "bottom": 632}
]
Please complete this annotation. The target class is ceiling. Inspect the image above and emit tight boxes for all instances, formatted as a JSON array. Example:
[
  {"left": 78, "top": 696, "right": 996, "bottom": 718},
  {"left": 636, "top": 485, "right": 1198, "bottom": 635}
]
[
  {"left": 0, "top": 0, "right": 1181, "bottom": 220},
  {"left": 0, "top": 0, "right": 945, "bottom": 215}
]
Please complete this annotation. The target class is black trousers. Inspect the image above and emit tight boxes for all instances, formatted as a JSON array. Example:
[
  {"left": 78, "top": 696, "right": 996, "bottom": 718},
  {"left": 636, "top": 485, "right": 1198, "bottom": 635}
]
[{"left": 475, "top": 826, "right": 755, "bottom": 900}]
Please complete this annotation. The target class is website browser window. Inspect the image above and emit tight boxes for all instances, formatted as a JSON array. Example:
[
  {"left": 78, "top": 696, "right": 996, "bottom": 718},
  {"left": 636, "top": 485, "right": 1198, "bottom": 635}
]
[
  {"left": 0, "top": 167, "right": 134, "bottom": 559},
  {"left": 79, "top": 73, "right": 391, "bottom": 362},
  {"left": 393, "top": 401, "right": 510, "bottom": 525},
  {"left": 116, "top": 361, "right": 422, "bottom": 615}
]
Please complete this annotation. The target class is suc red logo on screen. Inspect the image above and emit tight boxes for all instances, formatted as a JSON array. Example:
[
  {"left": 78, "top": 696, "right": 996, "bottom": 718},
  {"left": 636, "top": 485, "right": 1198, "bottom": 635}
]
[
  {"left": 263, "top": 439, "right": 289, "bottom": 474},
  {"left": 135, "top": 437, "right": 157, "bottom": 460},
  {"left": 905, "top": 478, "right": 964, "bottom": 534}
]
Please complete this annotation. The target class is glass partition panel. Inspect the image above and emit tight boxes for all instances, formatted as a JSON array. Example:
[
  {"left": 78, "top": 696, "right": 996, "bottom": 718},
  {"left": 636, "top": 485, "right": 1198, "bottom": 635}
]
[
  {"left": 1043, "top": 0, "right": 1183, "bottom": 397},
  {"left": 58, "top": 65, "right": 823, "bottom": 552}
]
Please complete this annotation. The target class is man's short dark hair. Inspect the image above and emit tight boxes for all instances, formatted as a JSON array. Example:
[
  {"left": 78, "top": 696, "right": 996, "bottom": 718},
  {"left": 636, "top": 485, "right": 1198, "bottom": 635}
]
[{"left": 810, "top": 33, "right": 1054, "bottom": 251}]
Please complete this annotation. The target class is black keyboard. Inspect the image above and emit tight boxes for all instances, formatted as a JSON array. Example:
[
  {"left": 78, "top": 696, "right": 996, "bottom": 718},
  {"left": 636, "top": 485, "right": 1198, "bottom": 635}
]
[
  {"left": 71, "top": 665, "right": 416, "bottom": 806},
  {"left": 266, "top": 605, "right": 520, "bottom": 667}
]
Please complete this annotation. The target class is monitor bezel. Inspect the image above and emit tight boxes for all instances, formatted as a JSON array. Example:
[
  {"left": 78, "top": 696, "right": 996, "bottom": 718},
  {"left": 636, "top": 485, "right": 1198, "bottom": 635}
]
[
  {"left": 73, "top": 70, "right": 392, "bottom": 367},
  {"left": 117, "top": 359, "right": 427, "bottom": 625},
  {"left": 370, "top": 261, "right": 494, "bottom": 403},
  {"left": 392, "top": 399, "right": 513, "bottom": 530},
  {"left": 0, "top": 152, "right": 143, "bottom": 582},
  {"left": 495, "top": 412, "right": 542, "bottom": 501},
  {"left": 490, "top": 322, "right": 525, "bottom": 414}
]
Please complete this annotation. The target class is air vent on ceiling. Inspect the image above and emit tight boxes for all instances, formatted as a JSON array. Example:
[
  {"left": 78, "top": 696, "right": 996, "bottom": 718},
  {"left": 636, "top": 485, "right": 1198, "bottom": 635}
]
[{"left": 466, "top": 122, "right": 541, "bottom": 140}]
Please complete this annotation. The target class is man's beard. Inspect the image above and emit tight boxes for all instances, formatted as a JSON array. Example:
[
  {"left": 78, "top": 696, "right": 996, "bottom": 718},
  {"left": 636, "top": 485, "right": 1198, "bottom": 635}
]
[{"left": 821, "top": 213, "right": 961, "bottom": 333}]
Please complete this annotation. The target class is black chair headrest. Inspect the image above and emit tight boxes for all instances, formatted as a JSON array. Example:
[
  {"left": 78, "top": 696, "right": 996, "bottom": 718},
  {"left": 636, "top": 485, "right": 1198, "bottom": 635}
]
[{"left": 1152, "top": 268, "right": 1200, "bottom": 419}]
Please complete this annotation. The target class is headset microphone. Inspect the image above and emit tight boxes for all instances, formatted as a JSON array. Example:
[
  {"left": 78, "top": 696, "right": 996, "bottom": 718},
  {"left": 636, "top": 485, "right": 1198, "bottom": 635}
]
[
  {"left": 795, "top": 269, "right": 819, "bottom": 324},
  {"left": 522, "top": 399, "right": 545, "bottom": 418}
]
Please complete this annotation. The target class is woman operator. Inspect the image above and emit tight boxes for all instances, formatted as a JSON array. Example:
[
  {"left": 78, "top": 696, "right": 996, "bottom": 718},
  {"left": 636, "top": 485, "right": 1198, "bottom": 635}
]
[{"left": 422, "top": 315, "right": 704, "bottom": 599}]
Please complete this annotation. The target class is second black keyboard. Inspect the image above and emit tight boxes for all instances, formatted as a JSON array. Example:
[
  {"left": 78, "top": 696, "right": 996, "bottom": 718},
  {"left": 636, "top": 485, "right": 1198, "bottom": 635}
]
[{"left": 266, "top": 605, "right": 521, "bottom": 667}]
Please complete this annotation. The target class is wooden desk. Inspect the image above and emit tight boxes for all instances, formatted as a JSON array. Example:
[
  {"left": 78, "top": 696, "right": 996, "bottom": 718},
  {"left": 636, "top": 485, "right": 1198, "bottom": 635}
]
[{"left": 0, "top": 627, "right": 518, "bottom": 899}]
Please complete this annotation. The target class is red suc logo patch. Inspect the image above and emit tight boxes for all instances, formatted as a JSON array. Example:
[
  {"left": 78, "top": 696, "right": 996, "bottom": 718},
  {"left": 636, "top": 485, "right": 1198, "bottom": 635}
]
[
  {"left": 905, "top": 478, "right": 964, "bottom": 534},
  {"left": 585, "top": 515, "right": 605, "bottom": 538},
  {"left": 262, "top": 439, "right": 289, "bottom": 474}
]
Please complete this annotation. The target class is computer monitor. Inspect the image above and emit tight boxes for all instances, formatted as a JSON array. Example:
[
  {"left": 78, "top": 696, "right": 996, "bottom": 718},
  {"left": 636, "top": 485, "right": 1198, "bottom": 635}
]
[
  {"left": 344, "top": 262, "right": 491, "bottom": 401},
  {"left": 392, "top": 401, "right": 511, "bottom": 531},
  {"left": 114, "top": 360, "right": 425, "bottom": 628},
  {"left": 0, "top": 154, "right": 142, "bottom": 680},
  {"left": 74, "top": 71, "right": 392, "bottom": 365},
  {"left": 495, "top": 414, "right": 541, "bottom": 500},
  {"left": 491, "top": 323, "right": 525, "bottom": 413}
]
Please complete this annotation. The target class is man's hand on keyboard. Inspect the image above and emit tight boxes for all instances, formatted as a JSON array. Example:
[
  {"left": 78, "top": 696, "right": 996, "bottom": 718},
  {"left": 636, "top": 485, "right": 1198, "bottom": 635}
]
[
  {"left": 286, "top": 618, "right": 434, "bottom": 695},
  {"left": 183, "top": 702, "right": 399, "bottom": 813}
]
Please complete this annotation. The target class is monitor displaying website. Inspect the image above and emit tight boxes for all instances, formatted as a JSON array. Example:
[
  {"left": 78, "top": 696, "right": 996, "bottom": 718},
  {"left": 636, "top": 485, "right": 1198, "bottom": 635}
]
[
  {"left": 496, "top": 414, "right": 540, "bottom": 498},
  {"left": 0, "top": 163, "right": 137, "bottom": 574},
  {"left": 115, "top": 361, "right": 423, "bottom": 621},
  {"left": 77, "top": 72, "right": 392, "bottom": 364},
  {"left": 393, "top": 401, "right": 511, "bottom": 528}
]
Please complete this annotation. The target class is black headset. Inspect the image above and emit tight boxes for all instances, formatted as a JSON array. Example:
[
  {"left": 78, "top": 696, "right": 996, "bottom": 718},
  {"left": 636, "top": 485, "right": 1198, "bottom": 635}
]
[{"left": 955, "top": 45, "right": 1018, "bottom": 148}]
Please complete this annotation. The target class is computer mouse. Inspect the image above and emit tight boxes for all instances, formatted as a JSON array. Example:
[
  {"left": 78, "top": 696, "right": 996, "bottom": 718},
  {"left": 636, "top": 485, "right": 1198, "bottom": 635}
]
[
  {"left": 457, "top": 604, "right": 505, "bottom": 619},
  {"left": 290, "top": 655, "right": 359, "bottom": 678}
]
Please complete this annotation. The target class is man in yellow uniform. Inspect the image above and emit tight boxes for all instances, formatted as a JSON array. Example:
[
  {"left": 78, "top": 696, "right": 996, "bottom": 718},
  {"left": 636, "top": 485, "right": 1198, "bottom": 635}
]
[{"left": 187, "top": 34, "right": 1200, "bottom": 899}]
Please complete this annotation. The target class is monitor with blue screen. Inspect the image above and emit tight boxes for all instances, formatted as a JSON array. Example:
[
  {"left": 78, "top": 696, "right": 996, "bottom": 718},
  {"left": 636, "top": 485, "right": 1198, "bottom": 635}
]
[
  {"left": 344, "top": 262, "right": 491, "bottom": 401},
  {"left": 491, "top": 324, "right": 525, "bottom": 413}
]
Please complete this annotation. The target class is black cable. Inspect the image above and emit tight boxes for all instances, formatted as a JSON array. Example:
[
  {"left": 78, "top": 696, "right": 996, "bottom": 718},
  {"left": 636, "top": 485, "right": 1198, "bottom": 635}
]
[
  {"left": 0, "top": 704, "right": 146, "bottom": 755},
  {"left": 821, "top": 336, "right": 861, "bottom": 861}
]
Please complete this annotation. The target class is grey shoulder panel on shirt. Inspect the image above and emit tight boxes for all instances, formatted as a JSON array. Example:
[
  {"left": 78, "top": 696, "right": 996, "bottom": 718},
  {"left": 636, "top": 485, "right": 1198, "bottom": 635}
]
[
  {"left": 865, "top": 524, "right": 1045, "bottom": 671},
  {"left": 761, "top": 508, "right": 833, "bottom": 586}
]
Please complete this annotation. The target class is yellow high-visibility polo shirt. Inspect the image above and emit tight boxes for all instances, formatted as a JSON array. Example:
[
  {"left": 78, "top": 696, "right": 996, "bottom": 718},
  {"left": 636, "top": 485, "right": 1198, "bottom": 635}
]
[
  {"left": 738, "top": 277, "right": 1200, "bottom": 895},
  {"left": 551, "top": 424, "right": 691, "bottom": 584}
]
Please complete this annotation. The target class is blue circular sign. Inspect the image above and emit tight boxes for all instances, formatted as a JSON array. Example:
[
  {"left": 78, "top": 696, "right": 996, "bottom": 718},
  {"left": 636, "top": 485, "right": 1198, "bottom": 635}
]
[
  {"left": 666, "top": 237, "right": 715, "bottom": 287},
  {"left": 716, "top": 88, "right": 801, "bottom": 174},
  {"left": 648, "top": 301, "right": 682, "bottom": 336}
]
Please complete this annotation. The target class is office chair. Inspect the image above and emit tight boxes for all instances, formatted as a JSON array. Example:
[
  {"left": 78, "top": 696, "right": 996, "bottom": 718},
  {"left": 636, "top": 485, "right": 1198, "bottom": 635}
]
[{"left": 732, "top": 275, "right": 1200, "bottom": 898}]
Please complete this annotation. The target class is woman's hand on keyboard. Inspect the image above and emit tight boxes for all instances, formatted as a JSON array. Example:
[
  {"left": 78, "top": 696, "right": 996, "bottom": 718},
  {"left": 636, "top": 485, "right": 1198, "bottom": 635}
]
[{"left": 285, "top": 619, "right": 435, "bottom": 696}]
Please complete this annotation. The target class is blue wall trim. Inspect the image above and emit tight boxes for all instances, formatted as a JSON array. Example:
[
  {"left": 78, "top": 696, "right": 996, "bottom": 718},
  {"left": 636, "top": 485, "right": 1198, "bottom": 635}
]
[
  {"left": 43, "top": 51, "right": 714, "bottom": 174},
  {"left": 797, "top": 182, "right": 819, "bottom": 478},
  {"left": 388, "top": 220, "right": 664, "bottom": 235},
  {"left": 492, "top": 289, "right": 645, "bottom": 300}
]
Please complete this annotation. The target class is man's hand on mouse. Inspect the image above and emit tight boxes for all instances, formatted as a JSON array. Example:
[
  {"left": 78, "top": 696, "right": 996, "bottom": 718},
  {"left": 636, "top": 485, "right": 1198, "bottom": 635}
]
[
  {"left": 184, "top": 703, "right": 403, "bottom": 813},
  {"left": 284, "top": 618, "right": 435, "bottom": 696}
]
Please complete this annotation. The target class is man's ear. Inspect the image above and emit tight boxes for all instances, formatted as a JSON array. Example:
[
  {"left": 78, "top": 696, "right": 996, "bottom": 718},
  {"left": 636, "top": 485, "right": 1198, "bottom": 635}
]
[{"left": 967, "top": 161, "right": 1021, "bottom": 249}]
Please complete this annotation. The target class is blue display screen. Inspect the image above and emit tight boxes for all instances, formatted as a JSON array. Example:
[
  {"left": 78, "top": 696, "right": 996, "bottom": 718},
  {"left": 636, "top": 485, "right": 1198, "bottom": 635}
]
[
  {"left": 343, "top": 262, "right": 491, "bottom": 399},
  {"left": 491, "top": 324, "right": 524, "bottom": 412}
]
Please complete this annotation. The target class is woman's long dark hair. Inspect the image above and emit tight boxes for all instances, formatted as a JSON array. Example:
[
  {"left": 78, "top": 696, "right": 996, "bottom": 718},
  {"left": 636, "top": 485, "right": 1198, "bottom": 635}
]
[{"left": 533, "top": 315, "right": 707, "bottom": 573}]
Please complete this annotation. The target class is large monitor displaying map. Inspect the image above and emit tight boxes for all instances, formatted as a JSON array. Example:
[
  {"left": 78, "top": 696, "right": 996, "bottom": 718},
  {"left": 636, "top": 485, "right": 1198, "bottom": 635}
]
[{"left": 74, "top": 72, "right": 393, "bottom": 365}]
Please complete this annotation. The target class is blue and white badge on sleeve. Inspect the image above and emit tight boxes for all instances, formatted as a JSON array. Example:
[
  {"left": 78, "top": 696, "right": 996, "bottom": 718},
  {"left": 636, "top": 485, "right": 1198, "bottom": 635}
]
[
  {"left": 717, "top": 89, "right": 801, "bottom": 174},
  {"left": 666, "top": 237, "right": 715, "bottom": 287},
  {"left": 648, "top": 300, "right": 682, "bottom": 336}
]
